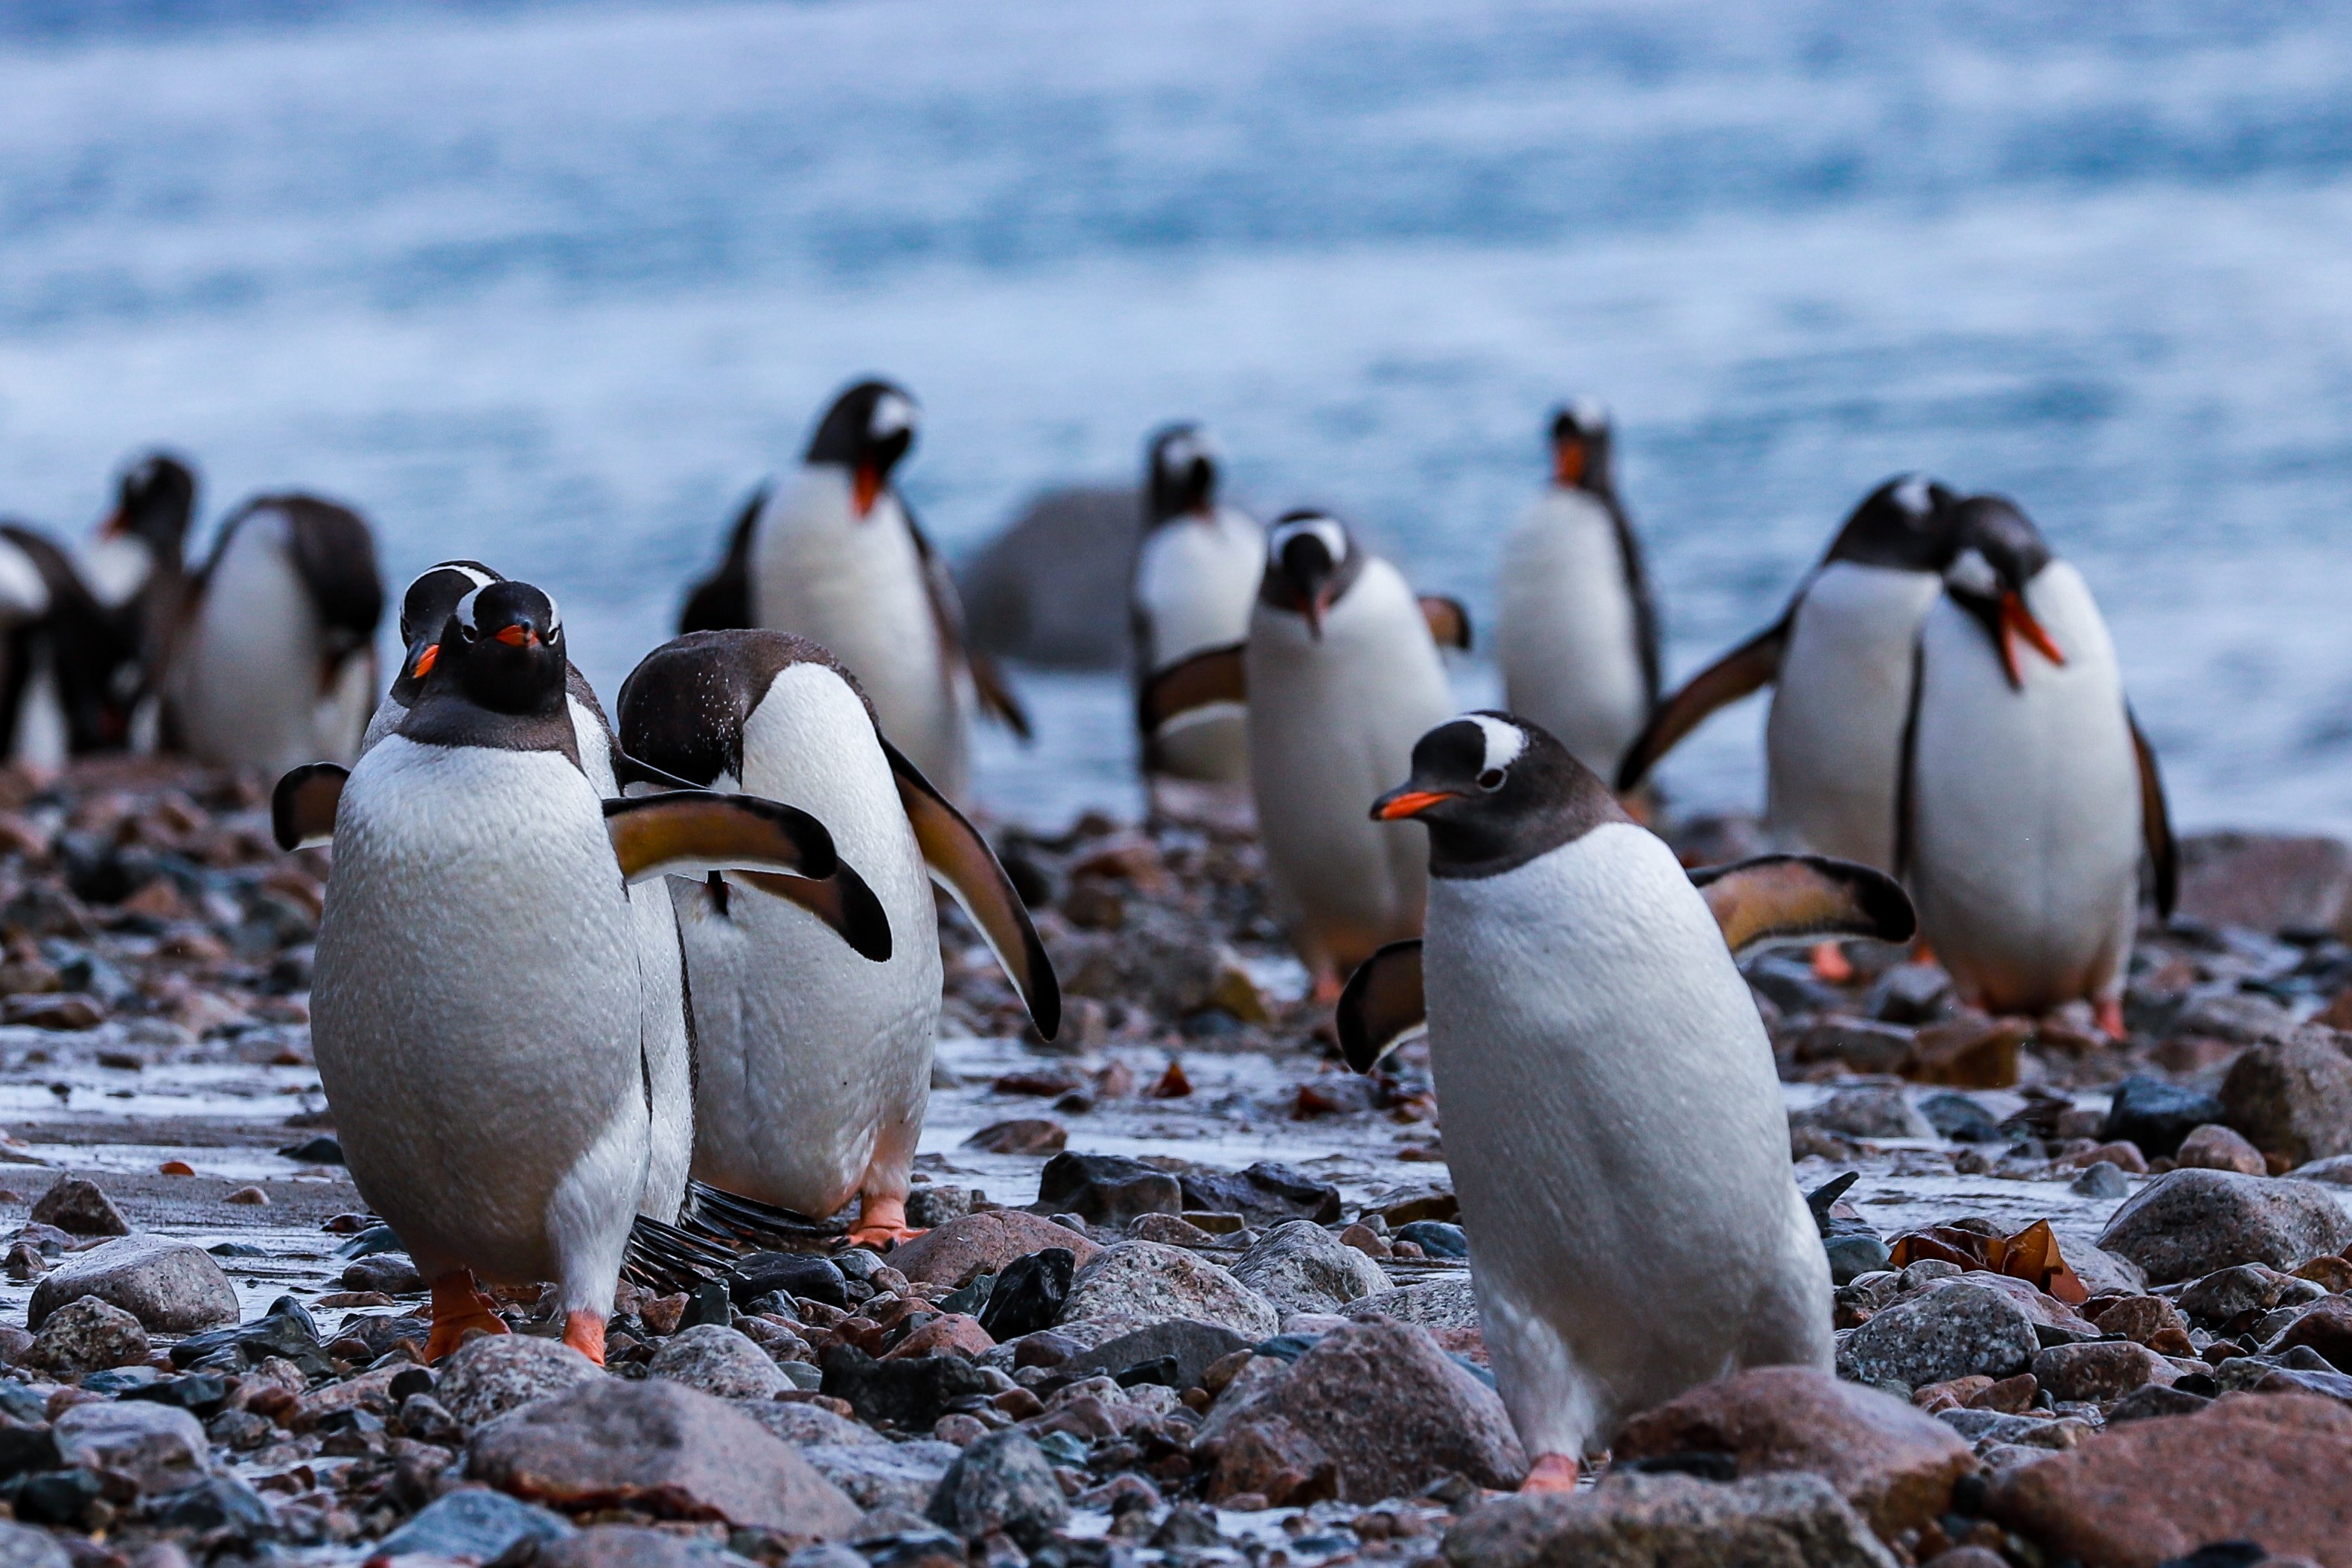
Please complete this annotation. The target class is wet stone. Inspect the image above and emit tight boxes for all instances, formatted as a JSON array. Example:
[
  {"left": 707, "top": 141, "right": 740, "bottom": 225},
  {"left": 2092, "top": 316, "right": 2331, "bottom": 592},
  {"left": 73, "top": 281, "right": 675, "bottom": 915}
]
[
  {"left": 27, "top": 1295, "right": 149, "bottom": 1376},
  {"left": 27, "top": 1234, "right": 239, "bottom": 1333},
  {"left": 2219, "top": 1031, "right": 2352, "bottom": 1164},
  {"left": 978, "top": 1247, "right": 1074, "bottom": 1340},
  {"left": 2176, "top": 1123, "right": 2269, "bottom": 1175},
  {"left": 1177, "top": 1162, "right": 1343, "bottom": 1226},
  {"left": 2097, "top": 1168, "right": 2352, "bottom": 1283},
  {"left": 1231, "top": 1220, "right": 1392, "bottom": 1315},
  {"left": 1034, "top": 1151, "right": 1182, "bottom": 1226},
  {"left": 963, "top": 1119, "right": 1067, "bottom": 1156},
  {"left": 28, "top": 1176, "right": 129, "bottom": 1238},
  {"left": 729, "top": 1252, "right": 850, "bottom": 1310},
  {"left": 435, "top": 1332, "right": 603, "bottom": 1428},
  {"left": 376, "top": 1487, "right": 577, "bottom": 1561},
  {"left": 1058, "top": 1319, "right": 1251, "bottom": 1390},
  {"left": 2102, "top": 1075, "right": 2228, "bottom": 1160},
  {"left": 650, "top": 1325, "right": 792, "bottom": 1399},
  {"left": 1834, "top": 1278, "right": 2039, "bottom": 1391},
  {"left": 1797, "top": 1087, "right": 1934, "bottom": 1140},
  {"left": 2070, "top": 1161, "right": 2131, "bottom": 1199},
  {"left": 342, "top": 1252, "right": 425, "bottom": 1293},
  {"left": 926, "top": 1428, "right": 1069, "bottom": 1548},
  {"left": 1918, "top": 1092, "right": 2001, "bottom": 1143}
]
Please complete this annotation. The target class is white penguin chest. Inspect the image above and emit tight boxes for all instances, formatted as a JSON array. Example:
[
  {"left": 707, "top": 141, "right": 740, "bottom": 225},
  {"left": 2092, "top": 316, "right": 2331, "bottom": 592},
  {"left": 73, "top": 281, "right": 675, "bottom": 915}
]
[
  {"left": 1137, "top": 508, "right": 1264, "bottom": 669},
  {"left": 1497, "top": 491, "right": 1645, "bottom": 765}
]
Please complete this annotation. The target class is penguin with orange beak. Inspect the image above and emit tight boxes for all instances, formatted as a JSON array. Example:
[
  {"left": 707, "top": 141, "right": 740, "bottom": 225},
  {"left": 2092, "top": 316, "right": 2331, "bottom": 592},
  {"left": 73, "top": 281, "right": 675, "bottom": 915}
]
[
  {"left": 678, "top": 379, "right": 1027, "bottom": 803},
  {"left": 1902, "top": 494, "right": 2174, "bottom": 1036}
]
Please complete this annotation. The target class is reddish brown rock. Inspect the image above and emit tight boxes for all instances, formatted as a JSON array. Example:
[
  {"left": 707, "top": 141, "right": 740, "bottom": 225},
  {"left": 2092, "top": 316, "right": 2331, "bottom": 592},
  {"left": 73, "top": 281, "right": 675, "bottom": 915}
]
[
  {"left": 2088, "top": 1295, "right": 2190, "bottom": 1348},
  {"left": 2176, "top": 1124, "right": 2269, "bottom": 1176},
  {"left": 1616, "top": 1365, "right": 1974, "bottom": 1538},
  {"left": 884, "top": 1314, "right": 995, "bottom": 1361},
  {"left": 961, "top": 1119, "right": 1068, "bottom": 1156},
  {"left": 2264, "top": 1296, "right": 2352, "bottom": 1372},
  {"left": 1986, "top": 1392, "right": 2352, "bottom": 1567},
  {"left": 465, "top": 1377, "right": 859, "bottom": 1537},
  {"left": 2030, "top": 1341, "right": 2178, "bottom": 1403},
  {"left": 1206, "top": 1415, "right": 1336, "bottom": 1507},
  {"left": 2175, "top": 831, "right": 2352, "bottom": 936},
  {"left": 887, "top": 1211, "right": 1103, "bottom": 1287}
]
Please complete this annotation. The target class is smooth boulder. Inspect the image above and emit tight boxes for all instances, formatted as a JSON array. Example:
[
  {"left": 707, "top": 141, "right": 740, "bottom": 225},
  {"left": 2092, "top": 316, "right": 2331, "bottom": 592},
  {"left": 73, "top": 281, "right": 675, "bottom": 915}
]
[
  {"left": 887, "top": 1211, "right": 1103, "bottom": 1288},
  {"left": 1231, "top": 1221, "right": 1392, "bottom": 1316},
  {"left": 2220, "top": 1032, "right": 2352, "bottom": 1165},
  {"left": 28, "top": 1234, "right": 239, "bottom": 1333},
  {"left": 1060, "top": 1241, "right": 1280, "bottom": 1339},
  {"left": 1441, "top": 1471, "right": 1896, "bottom": 1568},
  {"left": 2096, "top": 1168, "right": 2352, "bottom": 1284},
  {"left": 435, "top": 1333, "right": 604, "bottom": 1429},
  {"left": 1834, "top": 1278, "right": 2040, "bottom": 1389}
]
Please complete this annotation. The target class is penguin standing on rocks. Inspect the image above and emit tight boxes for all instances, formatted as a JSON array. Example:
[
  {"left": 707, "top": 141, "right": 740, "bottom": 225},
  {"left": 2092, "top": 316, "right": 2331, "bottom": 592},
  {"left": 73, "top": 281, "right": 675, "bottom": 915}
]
[
  {"left": 168, "top": 494, "right": 384, "bottom": 774},
  {"left": 1339, "top": 712, "right": 1914, "bottom": 1488},
  {"left": 1132, "top": 424, "right": 1263, "bottom": 784},
  {"left": 1904, "top": 496, "right": 2174, "bottom": 1036},
  {"left": 678, "top": 380, "right": 1027, "bottom": 801},
  {"left": 308, "top": 580, "right": 880, "bottom": 1362},
  {"left": 1497, "top": 401, "right": 1660, "bottom": 780},
  {"left": 619, "top": 628, "right": 1058, "bottom": 1245},
  {"left": 1141, "top": 511, "right": 1467, "bottom": 998}
]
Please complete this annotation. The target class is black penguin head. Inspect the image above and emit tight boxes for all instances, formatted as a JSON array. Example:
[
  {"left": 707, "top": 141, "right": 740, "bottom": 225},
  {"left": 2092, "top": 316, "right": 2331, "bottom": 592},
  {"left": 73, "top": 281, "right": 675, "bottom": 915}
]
[
  {"left": 104, "top": 452, "right": 197, "bottom": 558},
  {"left": 1549, "top": 399, "right": 1613, "bottom": 494},
  {"left": 1823, "top": 474, "right": 1963, "bottom": 573},
  {"left": 1371, "top": 713, "right": 1630, "bottom": 879},
  {"left": 805, "top": 379, "right": 919, "bottom": 520},
  {"left": 393, "top": 561, "right": 503, "bottom": 695},
  {"left": 1946, "top": 494, "right": 2065, "bottom": 690},
  {"left": 1260, "top": 510, "right": 1358, "bottom": 638},
  {"left": 1146, "top": 424, "right": 1220, "bottom": 523},
  {"left": 434, "top": 580, "right": 567, "bottom": 716}
]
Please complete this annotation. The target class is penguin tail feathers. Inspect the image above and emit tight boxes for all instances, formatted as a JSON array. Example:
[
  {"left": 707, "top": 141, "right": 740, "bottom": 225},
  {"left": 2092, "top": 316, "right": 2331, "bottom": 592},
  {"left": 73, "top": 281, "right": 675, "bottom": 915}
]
[
  {"left": 680, "top": 1179, "right": 847, "bottom": 1250},
  {"left": 621, "top": 1213, "right": 734, "bottom": 1293}
]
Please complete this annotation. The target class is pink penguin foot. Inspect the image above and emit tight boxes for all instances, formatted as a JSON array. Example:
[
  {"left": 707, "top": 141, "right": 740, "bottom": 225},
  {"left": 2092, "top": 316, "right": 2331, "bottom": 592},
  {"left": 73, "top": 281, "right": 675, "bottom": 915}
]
[
  {"left": 1520, "top": 1453, "right": 1581, "bottom": 1494},
  {"left": 846, "top": 1193, "right": 926, "bottom": 1249}
]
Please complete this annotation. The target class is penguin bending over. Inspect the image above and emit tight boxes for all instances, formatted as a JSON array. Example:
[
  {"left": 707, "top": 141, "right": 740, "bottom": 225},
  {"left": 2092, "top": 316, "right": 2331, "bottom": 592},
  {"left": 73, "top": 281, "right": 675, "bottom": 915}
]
[
  {"left": 1132, "top": 424, "right": 1263, "bottom": 784},
  {"left": 309, "top": 581, "right": 882, "bottom": 1362},
  {"left": 619, "top": 628, "right": 1058, "bottom": 1246},
  {"left": 679, "top": 380, "right": 1028, "bottom": 801},
  {"left": 1497, "top": 401, "right": 1660, "bottom": 781},
  {"left": 1342, "top": 712, "right": 1914, "bottom": 1488},
  {"left": 168, "top": 494, "right": 384, "bottom": 774},
  {"left": 1141, "top": 511, "right": 1467, "bottom": 999},
  {"left": 1903, "top": 496, "right": 2174, "bottom": 1036}
]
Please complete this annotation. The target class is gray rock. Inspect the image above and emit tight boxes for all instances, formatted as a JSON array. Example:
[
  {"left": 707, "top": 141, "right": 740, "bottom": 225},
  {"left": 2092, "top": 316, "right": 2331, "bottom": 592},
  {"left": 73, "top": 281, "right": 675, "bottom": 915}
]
[
  {"left": 1441, "top": 1470, "right": 1896, "bottom": 1568},
  {"left": 28, "top": 1294, "right": 148, "bottom": 1375},
  {"left": 926, "top": 1428, "right": 1069, "bottom": 1547},
  {"left": 1796, "top": 1087, "right": 1934, "bottom": 1141},
  {"left": 1057, "top": 1319, "right": 1252, "bottom": 1390},
  {"left": 0, "top": 1523, "right": 69, "bottom": 1568},
  {"left": 1348, "top": 1276, "right": 1482, "bottom": 1333},
  {"left": 1870, "top": 964, "right": 1953, "bottom": 1024},
  {"left": 342, "top": 1253, "right": 425, "bottom": 1294},
  {"left": 2220, "top": 1031, "right": 2352, "bottom": 1165},
  {"left": 2095, "top": 1168, "right": 2352, "bottom": 1284},
  {"left": 1231, "top": 1220, "right": 1392, "bottom": 1315},
  {"left": 2064, "top": 1242, "right": 2148, "bottom": 1298},
  {"left": 2070, "top": 1161, "right": 2129, "bottom": 1199},
  {"left": 2177, "top": 1263, "right": 2303, "bottom": 1325},
  {"left": 1033, "top": 1152, "right": 1182, "bottom": 1227},
  {"left": 648, "top": 1325, "right": 791, "bottom": 1400},
  {"left": 957, "top": 485, "right": 1138, "bottom": 669},
  {"left": 2174, "top": 831, "right": 2352, "bottom": 937},
  {"left": 467, "top": 1377, "right": 860, "bottom": 1537},
  {"left": 802, "top": 1439, "right": 959, "bottom": 1512},
  {"left": 1791, "top": 1019, "right": 1916, "bottom": 1074},
  {"left": 435, "top": 1332, "right": 603, "bottom": 1428},
  {"left": 2292, "top": 1153, "right": 2352, "bottom": 1185},
  {"left": 738, "top": 1316, "right": 814, "bottom": 1366},
  {"left": 729, "top": 1398, "right": 887, "bottom": 1448},
  {"left": 2169, "top": 990, "right": 2296, "bottom": 1045},
  {"left": 52, "top": 1399, "right": 210, "bottom": 1494},
  {"left": 2102, "top": 1075, "right": 2229, "bottom": 1159},
  {"left": 1060, "top": 1241, "right": 1279, "bottom": 1339},
  {"left": 28, "top": 1234, "right": 238, "bottom": 1333},
  {"left": 538, "top": 1526, "right": 733, "bottom": 1568},
  {"left": 377, "top": 1488, "right": 576, "bottom": 1561},
  {"left": 1834, "top": 1278, "right": 2039, "bottom": 1389},
  {"left": 2030, "top": 1341, "right": 2179, "bottom": 1403},
  {"left": 1059, "top": 905, "right": 1226, "bottom": 1019},
  {"left": 28, "top": 1176, "right": 129, "bottom": 1238}
]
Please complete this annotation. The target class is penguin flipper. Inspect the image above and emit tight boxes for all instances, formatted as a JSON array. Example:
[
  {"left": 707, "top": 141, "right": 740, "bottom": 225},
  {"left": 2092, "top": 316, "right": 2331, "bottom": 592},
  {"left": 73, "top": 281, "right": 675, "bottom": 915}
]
[
  {"left": 678, "top": 482, "right": 766, "bottom": 634},
  {"left": 602, "top": 791, "right": 839, "bottom": 884},
  {"left": 1689, "top": 853, "right": 1915, "bottom": 955},
  {"left": 1336, "top": 939, "right": 1424, "bottom": 1074},
  {"left": 1138, "top": 643, "right": 1247, "bottom": 733},
  {"left": 2129, "top": 707, "right": 2177, "bottom": 922},
  {"left": 968, "top": 648, "right": 1033, "bottom": 742},
  {"left": 1614, "top": 618, "right": 1788, "bottom": 792},
  {"left": 734, "top": 865, "right": 893, "bottom": 961},
  {"left": 1418, "top": 596, "right": 1473, "bottom": 651},
  {"left": 882, "top": 736, "right": 1061, "bottom": 1039},
  {"left": 272, "top": 762, "right": 348, "bottom": 851}
]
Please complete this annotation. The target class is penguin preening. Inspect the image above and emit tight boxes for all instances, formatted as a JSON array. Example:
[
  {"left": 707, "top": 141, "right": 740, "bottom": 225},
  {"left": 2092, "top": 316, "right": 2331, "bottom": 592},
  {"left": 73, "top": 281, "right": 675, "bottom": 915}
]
[
  {"left": 1141, "top": 510, "right": 1469, "bottom": 998},
  {"left": 1497, "top": 401, "right": 1660, "bottom": 781},
  {"left": 1341, "top": 712, "right": 1914, "bottom": 1489},
  {"left": 167, "top": 494, "right": 385, "bottom": 774},
  {"left": 678, "top": 379, "right": 1028, "bottom": 802},
  {"left": 1132, "top": 424, "right": 1263, "bottom": 784},
  {"left": 1902, "top": 496, "right": 2174, "bottom": 1037},
  {"left": 618, "top": 628, "right": 1058, "bottom": 1246},
  {"left": 307, "top": 580, "right": 879, "bottom": 1363}
]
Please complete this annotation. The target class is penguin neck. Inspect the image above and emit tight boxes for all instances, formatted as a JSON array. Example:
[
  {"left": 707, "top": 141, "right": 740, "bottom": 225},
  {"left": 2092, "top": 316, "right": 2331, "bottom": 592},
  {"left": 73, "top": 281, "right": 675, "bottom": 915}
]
[
  {"left": 1424, "top": 788, "right": 1631, "bottom": 881},
  {"left": 399, "top": 681, "right": 582, "bottom": 767}
]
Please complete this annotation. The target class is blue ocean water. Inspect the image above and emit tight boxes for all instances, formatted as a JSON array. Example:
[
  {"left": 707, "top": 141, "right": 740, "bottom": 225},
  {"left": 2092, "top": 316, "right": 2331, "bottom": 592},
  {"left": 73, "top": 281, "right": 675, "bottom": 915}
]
[{"left": 6, "top": 1, "right": 2352, "bottom": 829}]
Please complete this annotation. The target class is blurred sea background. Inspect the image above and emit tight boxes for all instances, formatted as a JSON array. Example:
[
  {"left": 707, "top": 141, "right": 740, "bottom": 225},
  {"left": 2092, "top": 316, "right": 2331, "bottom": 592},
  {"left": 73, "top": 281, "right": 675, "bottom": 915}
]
[{"left": 6, "top": 0, "right": 2352, "bottom": 830}]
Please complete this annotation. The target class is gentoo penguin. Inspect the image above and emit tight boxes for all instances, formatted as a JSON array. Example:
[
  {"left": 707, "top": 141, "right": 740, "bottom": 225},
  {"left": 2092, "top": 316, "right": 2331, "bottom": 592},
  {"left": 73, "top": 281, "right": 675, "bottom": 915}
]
[
  {"left": 619, "top": 628, "right": 1058, "bottom": 1245},
  {"left": 1132, "top": 424, "right": 1263, "bottom": 783},
  {"left": 310, "top": 580, "right": 876, "bottom": 1362},
  {"left": 167, "top": 494, "right": 384, "bottom": 774},
  {"left": 678, "top": 380, "right": 1028, "bottom": 801},
  {"left": 1497, "top": 401, "right": 1660, "bottom": 780},
  {"left": 1903, "top": 496, "right": 2174, "bottom": 1036},
  {"left": 1340, "top": 713, "right": 1915, "bottom": 1488},
  {"left": 1141, "top": 511, "right": 1467, "bottom": 998}
]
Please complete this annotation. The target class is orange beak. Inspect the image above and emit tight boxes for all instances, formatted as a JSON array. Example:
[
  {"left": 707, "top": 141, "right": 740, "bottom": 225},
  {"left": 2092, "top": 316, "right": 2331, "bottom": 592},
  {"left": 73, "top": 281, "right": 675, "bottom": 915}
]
[
  {"left": 852, "top": 465, "right": 883, "bottom": 519},
  {"left": 1998, "top": 591, "right": 2064, "bottom": 689},
  {"left": 1554, "top": 441, "right": 1587, "bottom": 488},
  {"left": 1373, "top": 789, "right": 1457, "bottom": 821},
  {"left": 412, "top": 643, "right": 439, "bottom": 678},
  {"left": 494, "top": 624, "right": 539, "bottom": 649}
]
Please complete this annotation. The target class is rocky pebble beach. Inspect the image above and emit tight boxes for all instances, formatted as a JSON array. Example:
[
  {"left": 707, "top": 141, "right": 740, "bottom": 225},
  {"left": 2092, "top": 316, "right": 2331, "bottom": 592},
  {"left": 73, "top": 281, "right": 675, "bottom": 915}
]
[{"left": 0, "top": 760, "right": 2345, "bottom": 1567}]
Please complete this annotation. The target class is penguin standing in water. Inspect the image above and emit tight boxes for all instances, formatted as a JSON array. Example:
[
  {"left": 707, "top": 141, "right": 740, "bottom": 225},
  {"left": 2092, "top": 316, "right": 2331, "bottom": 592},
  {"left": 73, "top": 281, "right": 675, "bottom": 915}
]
[
  {"left": 1497, "top": 402, "right": 1660, "bottom": 780},
  {"left": 1904, "top": 496, "right": 2173, "bottom": 1036},
  {"left": 1132, "top": 425, "right": 1263, "bottom": 784},
  {"left": 168, "top": 494, "right": 384, "bottom": 773},
  {"left": 309, "top": 580, "right": 879, "bottom": 1362},
  {"left": 678, "top": 380, "right": 1027, "bottom": 801},
  {"left": 1339, "top": 713, "right": 1913, "bottom": 1489},
  {"left": 1141, "top": 511, "right": 1467, "bottom": 998},
  {"left": 619, "top": 628, "right": 1057, "bottom": 1245}
]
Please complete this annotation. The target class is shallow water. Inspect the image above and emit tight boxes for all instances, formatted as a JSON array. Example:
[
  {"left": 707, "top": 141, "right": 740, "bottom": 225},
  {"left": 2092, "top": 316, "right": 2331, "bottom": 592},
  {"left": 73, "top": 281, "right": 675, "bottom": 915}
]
[{"left": 7, "top": 3, "right": 2352, "bottom": 830}]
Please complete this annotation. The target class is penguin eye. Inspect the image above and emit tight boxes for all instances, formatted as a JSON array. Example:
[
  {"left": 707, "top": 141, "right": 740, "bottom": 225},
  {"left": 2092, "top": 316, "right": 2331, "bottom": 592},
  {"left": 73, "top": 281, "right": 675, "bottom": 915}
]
[{"left": 1476, "top": 768, "right": 1506, "bottom": 792}]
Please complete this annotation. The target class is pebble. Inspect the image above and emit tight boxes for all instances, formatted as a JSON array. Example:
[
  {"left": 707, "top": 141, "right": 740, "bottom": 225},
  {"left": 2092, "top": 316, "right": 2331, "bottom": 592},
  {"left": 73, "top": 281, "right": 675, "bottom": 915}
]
[
  {"left": 818, "top": 1342, "right": 996, "bottom": 1430},
  {"left": 1231, "top": 1220, "right": 1392, "bottom": 1315},
  {"left": 1794, "top": 1086, "right": 1934, "bottom": 1140},
  {"left": 926, "top": 1429, "right": 1070, "bottom": 1546},
  {"left": 1176, "top": 1161, "right": 1343, "bottom": 1226},
  {"left": 27, "top": 1176, "right": 130, "bottom": 1238},
  {"left": 800, "top": 1438, "right": 961, "bottom": 1512},
  {"left": 1834, "top": 1278, "right": 2040, "bottom": 1390},
  {"left": 648, "top": 1324, "right": 793, "bottom": 1398},
  {"left": 1059, "top": 1240, "right": 1281, "bottom": 1339},
  {"left": 375, "top": 1487, "right": 576, "bottom": 1561},
  {"left": 2030, "top": 1340, "right": 2178, "bottom": 1402},
  {"left": 433, "top": 1332, "right": 603, "bottom": 1428},
  {"left": 26, "top": 1234, "right": 240, "bottom": 1333},
  {"left": 1917, "top": 1092, "right": 2001, "bottom": 1143},
  {"left": 2097, "top": 1167, "right": 2352, "bottom": 1283},
  {"left": 977, "top": 1247, "right": 1074, "bottom": 1339},
  {"left": 1057, "top": 1319, "right": 1250, "bottom": 1389},
  {"left": 1033, "top": 1151, "right": 1182, "bottom": 1226},
  {"left": 2174, "top": 1122, "right": 2269, "bottom": 1175},
  {"left": 1205, "top": 1412, "right": 1336, "bottom": 1506},
  {"left": 963, "top": 1118, "right": 1068, "bottom": 1155},
  {"left": 2068, "top": 1160, "right": 2130, "bottom": 1198},
  {"left": 887, "top": 1211, "right": 1104, "bottom": 1287},
  {"left": 27, "top": 1294, "right": 149, "bottom": 1375},
  {"left": 727, "top": 1250, "right": 850, "bottom": 1310},
  {"left": 51, "top": 1399, "right": 211, "bottom": 1494}
]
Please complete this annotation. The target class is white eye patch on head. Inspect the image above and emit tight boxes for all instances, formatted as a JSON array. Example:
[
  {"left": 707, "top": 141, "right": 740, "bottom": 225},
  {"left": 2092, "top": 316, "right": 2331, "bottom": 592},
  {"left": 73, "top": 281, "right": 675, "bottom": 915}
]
[
  {"left": 1570, "top": 397, "right": 1610, "bottom": 431},
  {"left": 868, "top": 393, "right": 917, "bottom": 440},
  {"left": 1470, "top": 713, "right": 1526, "bottom": 773},
  {"left": 452, "top": 587, "right": 481, "bottom": 634},
  {"left": 1268, "top": 515, "right": 1347, "bottom": 564},
  {"left": 1945, "top": 547, "right": 1998, "bottom": 596},
  {"left": 1894, "top": 475, "right": 1933, "bottom": 517},
  {"left": 1159, "top": 430, "right": 1217, "bottom": 476}
]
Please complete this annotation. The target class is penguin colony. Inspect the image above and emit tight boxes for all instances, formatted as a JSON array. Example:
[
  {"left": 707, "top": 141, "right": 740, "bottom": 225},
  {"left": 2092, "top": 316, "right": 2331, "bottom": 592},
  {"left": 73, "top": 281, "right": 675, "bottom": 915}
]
[{"left": 5, "top": 380, "right": 2176, "bottom": 1485}]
